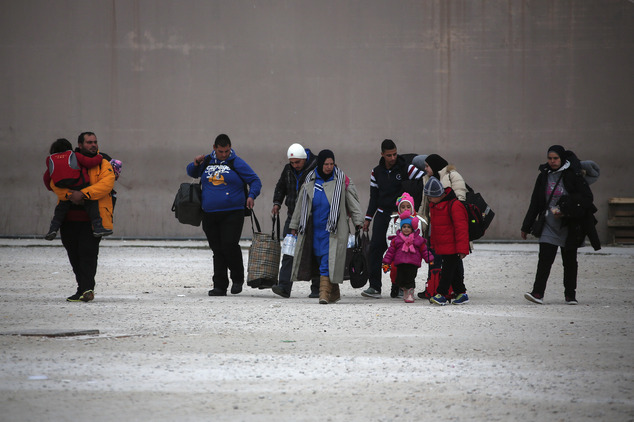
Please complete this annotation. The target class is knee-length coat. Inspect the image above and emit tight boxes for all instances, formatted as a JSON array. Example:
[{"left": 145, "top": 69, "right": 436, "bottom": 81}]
[{"left": 289, "top": 168, "right": 364, "bottom": 284}]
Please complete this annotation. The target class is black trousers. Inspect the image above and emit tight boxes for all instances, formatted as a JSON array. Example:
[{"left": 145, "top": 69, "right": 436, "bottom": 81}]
[
  {"left": 368, "top": 211, "right": 391, "bottom": 292},
  {"left": 202, "top": 210, "right": 245, "bottom": 292},
  {"left": 60, "top": 221, "right": 101, "bottom": 294},
  {"left": 51, "top": 199, "right": 102, "bottom": 231},
  {"left": 394, "top": 263, "right": 418, "bottom": 289},
  {"left": 532, "top": 242, "right": 578, "bottom": 298},
  {"left": 437, "top": 254, "right": 467, "bottom": 297}
]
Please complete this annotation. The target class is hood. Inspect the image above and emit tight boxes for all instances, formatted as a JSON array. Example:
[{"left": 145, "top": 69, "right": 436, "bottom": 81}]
[{"left": 210, "top": 148, "right": 237, "bottom": 164}]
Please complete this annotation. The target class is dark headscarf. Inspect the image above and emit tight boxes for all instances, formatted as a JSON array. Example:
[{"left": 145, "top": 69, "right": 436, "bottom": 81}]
[
  {"left": 316, "top": 149, "right": 335, "bottom": 180},
  {"left": 425, "top": 154, "right": 449, "bottom": 178},
  {"left": 547, "top": 145, "right": 566, "bottom": 159}
]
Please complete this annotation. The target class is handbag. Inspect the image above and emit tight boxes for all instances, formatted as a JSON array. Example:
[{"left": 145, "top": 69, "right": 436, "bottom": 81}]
[
  {"left": 530, "top": 211, "right": 547, "bottom": 237},
  {"left": 171, "top": 182, "right": 203, "bottom": 227},
  {"left": 246, "top": 210, "right": 281, "bottom": 289},
  {"left": 530, "top": 172, "right": 563, "bottom": 237},
  {"left": 348, "top": 229, "right": 370, "bottom": 288}
]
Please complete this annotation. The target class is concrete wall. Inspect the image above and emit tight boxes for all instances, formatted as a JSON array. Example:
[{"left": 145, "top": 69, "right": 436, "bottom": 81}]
[{"left": 1, "top": 0, "right": 633, "bottom": 241}]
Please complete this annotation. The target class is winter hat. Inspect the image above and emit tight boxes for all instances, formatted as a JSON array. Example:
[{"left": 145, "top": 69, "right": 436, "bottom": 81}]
[
  {"left": 547, "top": 145, "right": 566, "bottom": 159},
  {"left": 400, "top": 212, "right": 418, "bottom": 231},
  {"left": 425, "top": 154, "right": 449, "bottom": 177},
  {"left": 110, "top": 159, "right": 123, "bottom": 178},
  {"left": 316, "top": 149, "right": 335, "bottom": 180},
  {"left": 396, "top": 192, "right": 415, "bottom": 211},
  {"left": 423, "top": 176, "right": 444, "bottom": 198},
  {"left": 287, "top": 143, "right": 307, "bottom": 159},
  {"left": 412, "top": 154, "right": 428, "bottom": 171}
]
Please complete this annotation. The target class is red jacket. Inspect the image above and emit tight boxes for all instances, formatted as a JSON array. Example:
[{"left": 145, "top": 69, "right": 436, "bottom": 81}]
[{"left": 429, "top": 188, "right": 470, "bottom": 256}]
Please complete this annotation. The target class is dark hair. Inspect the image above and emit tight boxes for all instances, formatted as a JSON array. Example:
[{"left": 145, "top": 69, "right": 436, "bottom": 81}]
[
  {"left": 50, "top": 138, "right": 73, "bottom": 154},
  {"left": 78, "top": 132, "right": 96, "bottom": 145},
  {"left": 381, "top": 139, "right": 396, "bottom": 152},
  {"left": 214, "top": 134, "right": 231, "bottom": 148}
]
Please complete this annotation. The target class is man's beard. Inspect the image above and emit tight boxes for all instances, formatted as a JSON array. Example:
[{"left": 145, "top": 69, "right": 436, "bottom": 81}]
[{"left": 81, "top": 148, "right": 97, "bottom": 157}]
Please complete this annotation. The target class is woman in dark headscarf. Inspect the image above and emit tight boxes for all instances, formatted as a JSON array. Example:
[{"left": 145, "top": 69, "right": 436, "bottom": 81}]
[
  {"left": 521, "top": 145, "right": 600, "bottom": 305},
  {"left": 289, "top": 150, "right": 364, "bottom": 304}
]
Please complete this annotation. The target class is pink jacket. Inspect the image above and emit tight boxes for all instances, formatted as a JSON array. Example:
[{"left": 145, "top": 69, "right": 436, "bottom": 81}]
[{"left": 383, "top": 230, "right": 433, "bottom": 268}]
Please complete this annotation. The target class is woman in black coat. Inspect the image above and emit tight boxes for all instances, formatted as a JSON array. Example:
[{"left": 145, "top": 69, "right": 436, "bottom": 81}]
[{"left": 520, "top": 145, "right": 600, "bottom": 305}]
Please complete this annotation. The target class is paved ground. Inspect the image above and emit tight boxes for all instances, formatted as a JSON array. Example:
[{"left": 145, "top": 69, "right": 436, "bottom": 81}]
[{"left": 0, "top": 238, "right": 632, "bottom": 422}]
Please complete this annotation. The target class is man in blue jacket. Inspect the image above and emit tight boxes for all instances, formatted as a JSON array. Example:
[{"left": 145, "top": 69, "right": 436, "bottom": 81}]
[{"left": 187, "top": 134, "right": 262, "bottom": 296}]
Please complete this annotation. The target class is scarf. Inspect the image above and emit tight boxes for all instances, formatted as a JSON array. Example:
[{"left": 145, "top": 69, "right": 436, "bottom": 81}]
[
  {"left": 399, "top": 232, "right": 416, "bottom": 253},
  {"left": 298, "top": 167, "right": 344, "bottom": 235}
]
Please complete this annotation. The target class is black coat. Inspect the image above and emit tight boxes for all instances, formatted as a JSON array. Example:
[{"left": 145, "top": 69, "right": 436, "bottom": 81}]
[
  {"left": 521, "top": 162, "right": 600, "bottom": 251},
  {"left": 272, "top": 150, "right": 318, "bottom": 217}
]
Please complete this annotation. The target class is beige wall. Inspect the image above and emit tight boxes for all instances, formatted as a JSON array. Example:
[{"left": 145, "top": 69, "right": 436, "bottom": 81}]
[{"left": 1, "top": 1, "right": 633, "bottom": 241}]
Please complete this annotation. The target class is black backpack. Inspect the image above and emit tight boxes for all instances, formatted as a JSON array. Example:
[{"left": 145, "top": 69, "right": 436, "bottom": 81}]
[{"left": 460, "top": 184, "right": 495, "bottom": 241}]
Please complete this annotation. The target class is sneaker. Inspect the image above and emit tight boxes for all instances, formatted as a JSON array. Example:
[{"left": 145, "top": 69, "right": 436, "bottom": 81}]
[
  {"left": 361, "top": 287, "right": 381, "bottom": 299},
  {"left": 390, "top": 284, "right": 399, "bottom": 298},
  {"left": 430, "top": 294, "right": 448, "bottom": 306},
  {"left": 66, "top": 293, "right": 82, "bottom": 302},
  {"left": 230, "top": 283, "right": 243, "bottom": 294},
  {"left": 80, "top": 290, "right": 94, "bottom": 302},
  {"left": 93, "top": 227, "right": 113, "bottom": 238},
  {"left": 208, "top": 289, "right": 227, "bottom": 296},
  {"left": 404, "top": 288, "right": 415, "bottom": 303},
  {"left": 565, "top": 296, "right": 578, "bottom": 305},
  {"left": 452, "top": 293, "right": 469, "bottom": 305},
  {"left": 44, "top": 230, "right": 57, "bottom": 241},
  {"left": 308, "top": 291, "right": 319, "bottom": 299},
  {"left": 272, "top": 285, "right": 291, "bottom": 298},
  {"left": 398, "top": 289, "right": 404, "bottom": 299},
  {"left": 524, "top": 292, "right": 543, "bottom": 304}
]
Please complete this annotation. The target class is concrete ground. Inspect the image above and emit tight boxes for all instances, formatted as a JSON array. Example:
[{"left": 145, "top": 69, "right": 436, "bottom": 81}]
[{"left": 0, "top": 238, "right": 632, "bottom": 422}]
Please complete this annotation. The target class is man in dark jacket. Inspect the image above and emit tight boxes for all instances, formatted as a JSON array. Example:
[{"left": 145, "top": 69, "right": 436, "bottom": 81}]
[
  {"left": 271, "top": 143, "right": 319, "bottom": 298},
  {"left": 361, "top": 139, "right": 425, "bottom": 298}
]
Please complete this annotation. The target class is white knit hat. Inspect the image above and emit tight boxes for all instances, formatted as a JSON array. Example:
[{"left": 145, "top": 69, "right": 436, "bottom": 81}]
[{"left": 287, "top": 143, "right": 307, "bottom": 159}]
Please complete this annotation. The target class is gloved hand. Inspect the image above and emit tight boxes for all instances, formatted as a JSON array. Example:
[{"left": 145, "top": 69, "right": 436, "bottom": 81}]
[{"left": 382, "top": 263, "right": 391, "bottom": 273}]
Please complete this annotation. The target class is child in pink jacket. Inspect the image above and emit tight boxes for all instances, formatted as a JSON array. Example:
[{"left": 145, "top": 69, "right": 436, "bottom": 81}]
[{"left": 382, "top": 212, "right": 434, "bottom": 303}]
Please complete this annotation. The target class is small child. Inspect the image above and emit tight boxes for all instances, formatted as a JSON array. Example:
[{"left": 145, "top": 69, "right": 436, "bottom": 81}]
[
  {"left": 382, "top": 213, "right": 433, "bottom": 303},
  {"left": 385, "top": 192, "right": 428, "bottom": 298},
  {"left": 424, "top": 176, "right": 470, "bottom": 305},
  {"left": 44, "top": 138, "right": 113, "bottom": 240},
  {"left": 386, "top": 192, "right": 427, "bottom": 241}
]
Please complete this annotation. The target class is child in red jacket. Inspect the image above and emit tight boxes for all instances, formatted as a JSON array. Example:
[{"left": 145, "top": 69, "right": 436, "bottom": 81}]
[
  {"left": 44, "top": 138, "right": 112, "bottom": 240},
  {"left": 424, "top": 176, "right": 470, "bottom": 305},
  {"left": 382, "top": 212, "right": 433, "bottom": 303}
]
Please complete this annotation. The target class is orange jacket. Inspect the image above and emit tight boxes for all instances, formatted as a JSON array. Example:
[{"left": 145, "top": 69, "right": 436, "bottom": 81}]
[{"left": 50, "top": 157, "right": 115, "bottom": 229}]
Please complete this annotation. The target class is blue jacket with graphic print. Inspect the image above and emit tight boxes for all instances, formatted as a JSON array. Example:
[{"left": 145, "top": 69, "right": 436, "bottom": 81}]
[{"left": 186, "top": 149, "right": 262, "bottom": 213}]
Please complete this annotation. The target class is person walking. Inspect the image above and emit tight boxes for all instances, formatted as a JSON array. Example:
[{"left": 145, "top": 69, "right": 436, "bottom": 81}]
[
  {"left": 361, "top": 139, "right": 425, "bottom": 299},
  {"left": 424, "top": 177, "right": 471, "bottom": 306},
  {"left": 187, "top": 134, "right": 262, "bottom": 297},
  {"left": 271, "top": 143, "right": 319, "bottom": 298},
  {"left": 47, "top": 132, "right": 116, "bottom": 302},
  {"left": 414, "top": 153, "right": 467, "bottom": 300},
  {"left": 382, "top": 213, "right": 433, "bottom": 303},
  {"left": 289, "top": 150, "right": 364, "bottom": 304},
  {"left": 521, "top": 145, "right": 600, "bottom": 305}
]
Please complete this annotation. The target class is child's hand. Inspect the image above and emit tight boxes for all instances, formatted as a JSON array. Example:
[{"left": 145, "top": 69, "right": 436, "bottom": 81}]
[{"left": 382, "top": 263, "right": 391, "bottom": 273}]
